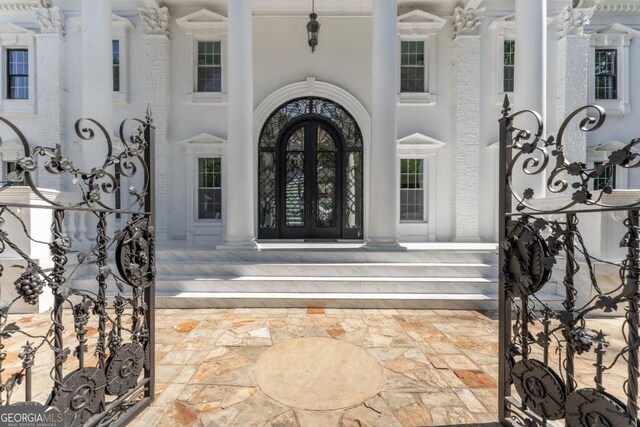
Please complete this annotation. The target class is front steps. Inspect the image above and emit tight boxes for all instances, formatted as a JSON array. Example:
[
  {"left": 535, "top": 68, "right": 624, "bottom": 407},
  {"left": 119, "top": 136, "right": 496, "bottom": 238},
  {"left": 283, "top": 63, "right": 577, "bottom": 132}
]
[{"left": 71, "top": 242, "right": 564, "bottom": 309}]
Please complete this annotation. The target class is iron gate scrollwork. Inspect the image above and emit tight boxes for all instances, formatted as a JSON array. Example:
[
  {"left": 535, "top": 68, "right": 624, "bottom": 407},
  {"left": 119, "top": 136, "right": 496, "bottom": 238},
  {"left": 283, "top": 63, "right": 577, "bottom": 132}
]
[
  {"left": 0, "top": 109, "right": 155, "bottom": 426},
  {"left": 499, "top": 95, "right": 640, "bottom": 426}
]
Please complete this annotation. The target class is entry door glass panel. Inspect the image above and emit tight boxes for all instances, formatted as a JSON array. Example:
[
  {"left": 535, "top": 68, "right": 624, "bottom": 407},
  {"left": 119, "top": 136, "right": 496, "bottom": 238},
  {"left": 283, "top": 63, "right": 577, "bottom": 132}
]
[
  {"left": 285, "top": 128, "right": 305, "bottom": 227},
  {"left": 316, "top": 128, "right": 337, "bottom": 228}
]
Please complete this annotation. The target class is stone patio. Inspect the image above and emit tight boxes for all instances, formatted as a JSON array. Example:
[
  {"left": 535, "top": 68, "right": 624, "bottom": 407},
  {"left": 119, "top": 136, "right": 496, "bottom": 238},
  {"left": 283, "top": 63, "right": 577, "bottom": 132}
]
[{"left": 2, "top": 308, "right": 630, "bottom": 426}]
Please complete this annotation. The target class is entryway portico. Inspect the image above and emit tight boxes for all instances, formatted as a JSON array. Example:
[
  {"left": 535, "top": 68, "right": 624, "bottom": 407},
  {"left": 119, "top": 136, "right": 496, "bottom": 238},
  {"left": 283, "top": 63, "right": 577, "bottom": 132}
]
[{"left": 223, "top": 0, "right": 401, "bottom": 249}]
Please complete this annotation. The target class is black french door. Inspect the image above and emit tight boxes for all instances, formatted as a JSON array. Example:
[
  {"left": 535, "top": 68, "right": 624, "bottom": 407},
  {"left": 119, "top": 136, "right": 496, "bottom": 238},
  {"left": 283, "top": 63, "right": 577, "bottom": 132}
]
[{"left": 278, "top": 120, "right": 343, "bottom": 239}]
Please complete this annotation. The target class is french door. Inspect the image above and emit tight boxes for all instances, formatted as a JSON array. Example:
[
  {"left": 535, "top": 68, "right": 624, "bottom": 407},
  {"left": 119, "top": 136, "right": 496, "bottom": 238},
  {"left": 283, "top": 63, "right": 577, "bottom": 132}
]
[{"left": 279, "top": 120, "right": 342, "bottom": 239}]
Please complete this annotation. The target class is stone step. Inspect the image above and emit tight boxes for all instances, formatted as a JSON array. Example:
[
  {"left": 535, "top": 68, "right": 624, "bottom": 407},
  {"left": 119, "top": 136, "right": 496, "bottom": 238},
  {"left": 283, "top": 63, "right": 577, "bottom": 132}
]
[
  {"left": 151, "top": 262, "right": 498, "bottom": 278},
  {"left": 156, "top": 249, "right": 498, "bottom": 264},
  {"left": 73, "top": 275, "right": 506, "bottom": 295},
  {"left": 153, "top": 291, "right": 565, "bottom": 310}
]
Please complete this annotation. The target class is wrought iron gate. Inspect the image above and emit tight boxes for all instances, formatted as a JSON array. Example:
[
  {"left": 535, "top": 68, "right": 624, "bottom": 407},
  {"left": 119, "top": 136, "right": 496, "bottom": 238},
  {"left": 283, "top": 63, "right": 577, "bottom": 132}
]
[
  {"left": 0, "top": 109, "right": 155, "bottom": 426},
  {"left": 499, "top": 96, "right": 640, "bottom": 426}
]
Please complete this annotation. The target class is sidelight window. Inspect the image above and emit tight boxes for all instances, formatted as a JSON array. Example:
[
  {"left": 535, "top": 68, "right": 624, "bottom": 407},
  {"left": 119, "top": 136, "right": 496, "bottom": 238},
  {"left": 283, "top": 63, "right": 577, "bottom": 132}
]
[{"left": 503, "top": 40, "right": 515, "bottom": 93}]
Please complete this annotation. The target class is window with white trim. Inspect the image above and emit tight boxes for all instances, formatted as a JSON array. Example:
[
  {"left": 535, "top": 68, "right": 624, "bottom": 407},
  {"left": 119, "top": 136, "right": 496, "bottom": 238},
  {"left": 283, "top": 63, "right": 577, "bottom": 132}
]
[
  {"left": 112, "top": 40, "right": 120, "bottom": 92},
  {"left": 197, "top": 41, "right": 222, "bottom": 93},
  {"left": 198, "top": 158, "right": 222, "bottom": 220},
  {"left": 595, "top": 49, "right": 617, "bottom": 100},
  {"left": 400, "top": 158, "right": 425, "bottom": 222},
  {"left": 400, "top": 41, "right": 425, "bottom": 93},
  {"left": 503, "top": 40, "right": 515, "bottom": 93}
]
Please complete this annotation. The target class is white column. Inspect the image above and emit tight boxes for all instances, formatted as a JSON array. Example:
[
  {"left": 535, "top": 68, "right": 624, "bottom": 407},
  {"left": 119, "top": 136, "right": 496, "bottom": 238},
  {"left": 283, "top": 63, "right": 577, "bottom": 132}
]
[
  {"left": 223, "top": 0, "right": 257, "bottom": 249},
  {"left": 81, "top": 0, "right": 113, "bottom": 164},
  {"left": 81, "top": 0, "right": 114, "bottom": 238},
  {"left": 452, "top": 7, "right": 483, "bottom": 242},
  {"left": 366, "top": 0, "right": 401, "bottom": 249},
  {"left": 139, "top": 7, "right": 171, "bottom": 241},
  {"left": 514, "top": 0, "right": 547, "bottom": 198},
  {"left": 557, "top": 7, "right": 593, "bottom": 164},
  {"left": 32, "top": 7, "right": 66, "bottom": 191}
]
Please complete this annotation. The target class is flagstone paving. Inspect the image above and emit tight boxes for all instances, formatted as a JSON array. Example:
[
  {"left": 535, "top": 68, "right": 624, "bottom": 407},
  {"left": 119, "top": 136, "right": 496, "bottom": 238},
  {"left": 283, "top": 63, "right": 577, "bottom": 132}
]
[{"left": 3, "top": 308, "right": 630, "bottom": 426}]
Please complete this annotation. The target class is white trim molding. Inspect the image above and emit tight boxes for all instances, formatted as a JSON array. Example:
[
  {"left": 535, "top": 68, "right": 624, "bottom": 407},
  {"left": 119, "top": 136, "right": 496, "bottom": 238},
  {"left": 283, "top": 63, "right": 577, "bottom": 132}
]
[
  {"left": 489, "top": 15, "right": 515, "bottom": 105},
  {"left": 588, "top": 23, "right": 639, "bottom": 115},
  {"left": 179, "top": 132, "right": 228, "bottom": 241},
  {"left": 397, "top": 132, "right": 445, "bottom": 241},
  {"left": 397, "top": 10, "right": 446, "bottom": 105},
  {"left": 176, "top": 9, "right": 228, "bottom": 105}
]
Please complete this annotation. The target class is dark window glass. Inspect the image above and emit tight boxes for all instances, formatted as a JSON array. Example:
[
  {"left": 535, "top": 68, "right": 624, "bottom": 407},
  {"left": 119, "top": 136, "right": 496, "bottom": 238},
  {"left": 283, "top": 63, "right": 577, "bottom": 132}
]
[
  {"left": 504, "top": 40, "right": 515, "bottom": 93},
  {"left": 7, "top": 49, "right": 28, "bottom": 100},
  {"left": 5, "top": 161, "right": 25, "bottom": 185},
  {"left": 595, "top": 49, "right": 617, "bottom": 100},
  {"left": 400, "top": 158, "right": 425, "bottom": 221},
  {"left": 198, "top": 158, "right": 222, "bottom": 219},
  {"left": 400, "top": 41, "right": 425, "bottom": 93},
  {"left": 197, "top": 41, "right": 222, "bottom": 92},
  {"left": 113, "top": 40, "right": 120, "bottom": 92},
  {"left": 593, "top": 162, "right": 616, "bottom": 191}
]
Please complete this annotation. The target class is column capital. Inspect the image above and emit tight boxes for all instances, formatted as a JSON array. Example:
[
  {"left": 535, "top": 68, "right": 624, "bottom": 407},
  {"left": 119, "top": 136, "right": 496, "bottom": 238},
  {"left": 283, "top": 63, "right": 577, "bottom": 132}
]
[
  {"left": 32, "top": 6, "right": 65, "bottom": 37},
  {"left": 453, "top": 6, "right": 484, "bottom": 39},
  {"left": 557, "top": 6, "right": 594, "bottom": 38},
  {"left": 138, "top": 6, "right": 170, "bottom": 36}
]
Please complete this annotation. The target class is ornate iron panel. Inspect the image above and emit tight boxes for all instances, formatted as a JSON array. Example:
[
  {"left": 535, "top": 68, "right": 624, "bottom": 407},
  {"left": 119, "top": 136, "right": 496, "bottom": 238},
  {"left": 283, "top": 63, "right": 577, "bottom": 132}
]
[
  {"left": 0, "top": 110, "right": 155, "bottom": 426},
  {"left": 499, "top": 96, "right": 640, "bottom": 426}
]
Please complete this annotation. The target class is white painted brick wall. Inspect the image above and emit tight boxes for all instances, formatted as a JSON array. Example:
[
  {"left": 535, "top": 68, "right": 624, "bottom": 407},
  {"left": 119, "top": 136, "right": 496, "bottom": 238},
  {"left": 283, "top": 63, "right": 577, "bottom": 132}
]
[
  {"left": 452, "top": 36, "right": 481, "bottom": 241},
  {"left": 142, "top": 35, "right": 171, "bottom": 239},
  {"left": 35, "top": 34, "right": 65, "bottom": 191}
]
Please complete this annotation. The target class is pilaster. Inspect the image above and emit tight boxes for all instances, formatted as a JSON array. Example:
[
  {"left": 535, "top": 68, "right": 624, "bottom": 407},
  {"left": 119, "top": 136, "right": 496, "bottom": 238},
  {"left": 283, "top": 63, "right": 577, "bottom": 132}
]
[
  {"left": 451, "top": 7, "right": 483, "bottom": 242},
  {"left": 139, "top": 6, "right": 170, "bottom": 241},
  {"left": 557, "top": 7, "right": 594, "bottom": 164},
  {"left": 32, "top": 7, "right": 65, "bottom": 190}
]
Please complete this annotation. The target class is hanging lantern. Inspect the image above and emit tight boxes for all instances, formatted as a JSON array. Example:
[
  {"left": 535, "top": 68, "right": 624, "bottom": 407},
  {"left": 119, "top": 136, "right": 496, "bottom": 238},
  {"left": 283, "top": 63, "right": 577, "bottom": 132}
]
[{"left": 307, "top": 1, "right": 320, "bottom": 53}]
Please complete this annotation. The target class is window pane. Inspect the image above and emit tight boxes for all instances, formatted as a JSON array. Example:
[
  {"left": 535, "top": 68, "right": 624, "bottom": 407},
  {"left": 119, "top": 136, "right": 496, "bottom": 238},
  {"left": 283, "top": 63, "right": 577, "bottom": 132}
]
[
  {"left": 595, "top": 49, "right": 617, "bottom": 100},
  {"left": 113, "top": 40, "right": 120, "bottom": 92},
  {"left": 7, "top": 49, "right": 28, "bottom": 100},
  {"left": 400, "top": 41, "right": 426, "bottom": 93},
  {"left": 503, "top": 40, "right": 515, "bottom": 93},
  {"left": 593, "top": 162, "right": 616, "bottom": 190},
  {"left": 400, "top": 159, "right": 425, "bottom": 221},
  {"left": 197, "top": 67, "right": 222, "bottom": 92},
  {"left": 198, "top": 158, "right": 222, "bottom": 219}
]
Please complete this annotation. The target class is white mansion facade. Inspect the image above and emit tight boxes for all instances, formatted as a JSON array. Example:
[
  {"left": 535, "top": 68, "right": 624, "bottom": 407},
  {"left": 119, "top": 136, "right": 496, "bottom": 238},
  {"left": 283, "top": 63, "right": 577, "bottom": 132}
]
[{"left": 0, "top": 0, "right": 638, "bottom": 249}]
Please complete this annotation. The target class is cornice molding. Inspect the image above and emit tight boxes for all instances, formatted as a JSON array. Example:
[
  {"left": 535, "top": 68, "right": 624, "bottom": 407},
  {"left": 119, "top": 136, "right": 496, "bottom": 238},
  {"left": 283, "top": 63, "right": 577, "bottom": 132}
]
[{"left": 0, "top": 1, "right": 49, "bottom": 13}]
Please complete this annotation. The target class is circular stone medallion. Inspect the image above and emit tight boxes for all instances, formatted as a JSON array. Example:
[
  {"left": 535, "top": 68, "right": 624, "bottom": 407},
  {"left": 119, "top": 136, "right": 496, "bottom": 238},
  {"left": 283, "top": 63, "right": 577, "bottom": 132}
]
[{"left": 254, "top": 337, "right": 382, "bottom": 411}]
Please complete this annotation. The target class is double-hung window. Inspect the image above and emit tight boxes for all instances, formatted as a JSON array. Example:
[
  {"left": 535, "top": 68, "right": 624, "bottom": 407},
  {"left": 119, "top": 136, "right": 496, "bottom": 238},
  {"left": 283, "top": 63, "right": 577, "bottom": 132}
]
[
  {"left": 198, "top": 158, "right": 222, "bottom": 220},
  {"left": 400, "top": 159, "right": 425, "bottom": 222},
  {"left": 400, "top": 41, "right": 425, "bottom": 93},
  {"left": 503, "top": 40, "right": 515, "bottom": 93},
  {"left": 112, "top": 40, "right": 120, "bottom": 92},
  {"left": 197, "top": 41, "right": 222, "bottom": 93},
  {"left": 593, "top": 162, "right": 616, "bottom": 191},
  {"left": 595, "top": 49, "right": 617, "bottom": 100},
  {"left": 5, "top": 161, "right": 25, "bottom": 185},
  {"left": 7, "top": 49, "right": 28, "bottom": 100}
]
